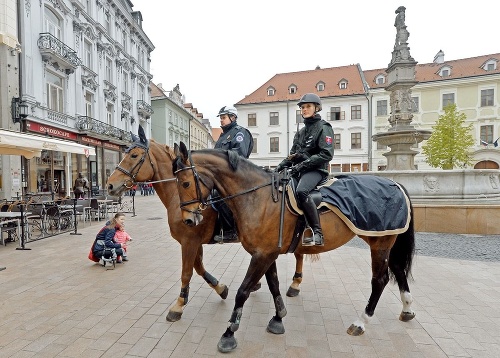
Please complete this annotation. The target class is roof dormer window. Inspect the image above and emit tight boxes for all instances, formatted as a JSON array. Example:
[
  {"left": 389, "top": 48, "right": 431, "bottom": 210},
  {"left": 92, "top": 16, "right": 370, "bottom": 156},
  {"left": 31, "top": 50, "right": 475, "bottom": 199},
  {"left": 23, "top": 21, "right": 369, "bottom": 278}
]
[
  {"left": 288, "top": 85, "right": 297, "bottom": 94},
  {"left": 267, "top": 87, "right": 275, "bottom": 96},
  {"left": 339, "top": 79, "right": 348, "bottom": 90},
  {"left": 438, "top": 66, "right": 452, "bottom": 77},
  {"left": 482, "top": 59, "right": 497, "bottom": 71},
  {"left": 316, "top": 81, "right": 325, "bottom": 91},
  {"left": 375, "top": 75, "right": 385, "bottom": 85}
]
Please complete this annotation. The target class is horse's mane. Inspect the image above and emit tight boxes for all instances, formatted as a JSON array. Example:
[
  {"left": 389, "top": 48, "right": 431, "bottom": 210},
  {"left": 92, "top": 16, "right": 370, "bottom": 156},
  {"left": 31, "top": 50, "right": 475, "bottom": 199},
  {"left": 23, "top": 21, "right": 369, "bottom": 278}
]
[{"left": 149, "top": 138, "right": 176, "bottom": 161}]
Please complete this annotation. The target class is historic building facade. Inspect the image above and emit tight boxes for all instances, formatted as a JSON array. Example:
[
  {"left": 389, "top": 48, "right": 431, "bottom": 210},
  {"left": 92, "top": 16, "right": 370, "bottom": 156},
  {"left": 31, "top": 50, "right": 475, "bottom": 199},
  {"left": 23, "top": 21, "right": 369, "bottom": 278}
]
[
  {"left": 0, "top": 0, "right": 154, "bottom": 199},
  {"left": 236, "top": 52, "right": 500, "bottom": 172}
]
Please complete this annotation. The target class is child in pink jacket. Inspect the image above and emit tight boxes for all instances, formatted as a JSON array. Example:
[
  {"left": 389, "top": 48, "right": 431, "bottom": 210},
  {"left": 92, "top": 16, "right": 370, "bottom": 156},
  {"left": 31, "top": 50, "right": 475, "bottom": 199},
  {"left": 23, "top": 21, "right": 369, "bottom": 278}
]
[{"left": 113, "top": 223, "right": 132, "bottom": 261}]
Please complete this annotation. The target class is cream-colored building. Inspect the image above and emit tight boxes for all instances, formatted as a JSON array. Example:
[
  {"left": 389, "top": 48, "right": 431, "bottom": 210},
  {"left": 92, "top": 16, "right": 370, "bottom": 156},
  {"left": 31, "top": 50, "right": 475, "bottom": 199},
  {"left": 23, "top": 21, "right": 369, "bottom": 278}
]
[{"left": 236, "top": 52, "right": 500, "bottom": 172}]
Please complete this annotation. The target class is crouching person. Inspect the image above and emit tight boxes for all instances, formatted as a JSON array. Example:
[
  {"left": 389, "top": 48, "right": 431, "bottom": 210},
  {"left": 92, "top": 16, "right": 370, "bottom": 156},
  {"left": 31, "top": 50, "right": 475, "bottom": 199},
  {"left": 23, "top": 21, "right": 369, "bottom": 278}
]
[{"left": 92, "top": 212, "right": 127, "bottom": 264}]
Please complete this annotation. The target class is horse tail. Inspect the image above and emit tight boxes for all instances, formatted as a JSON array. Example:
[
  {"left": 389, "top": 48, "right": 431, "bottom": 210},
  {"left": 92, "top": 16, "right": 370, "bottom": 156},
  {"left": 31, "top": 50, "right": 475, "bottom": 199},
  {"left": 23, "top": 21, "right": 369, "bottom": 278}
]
[{"left": 388, "top": 183, "right": 415, "bottom": 283}]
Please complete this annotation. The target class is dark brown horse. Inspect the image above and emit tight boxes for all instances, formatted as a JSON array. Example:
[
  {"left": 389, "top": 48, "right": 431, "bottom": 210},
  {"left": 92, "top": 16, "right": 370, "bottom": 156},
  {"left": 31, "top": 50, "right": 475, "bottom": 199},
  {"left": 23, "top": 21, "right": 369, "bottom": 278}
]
[
  {"left": 106, "top": 128, "right": 306, "bottom": 322},
  {"left": 172, "top": 142, "right": 416, "bottom": 353}
]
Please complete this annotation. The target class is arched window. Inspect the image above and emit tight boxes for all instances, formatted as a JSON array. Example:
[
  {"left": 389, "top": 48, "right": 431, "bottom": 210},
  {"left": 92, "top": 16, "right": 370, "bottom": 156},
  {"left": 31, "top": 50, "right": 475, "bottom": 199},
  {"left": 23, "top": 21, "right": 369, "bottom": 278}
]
[{"left": 45, "top": 7, "right": 61, "bottom": 39}]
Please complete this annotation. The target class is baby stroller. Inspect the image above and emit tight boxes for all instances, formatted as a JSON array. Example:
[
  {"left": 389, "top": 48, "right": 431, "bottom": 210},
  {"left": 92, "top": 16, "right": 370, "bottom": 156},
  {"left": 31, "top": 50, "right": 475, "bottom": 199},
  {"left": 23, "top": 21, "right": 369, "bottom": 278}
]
[{"left": 100, "top": 247, "right": 117, "bottom": 269}]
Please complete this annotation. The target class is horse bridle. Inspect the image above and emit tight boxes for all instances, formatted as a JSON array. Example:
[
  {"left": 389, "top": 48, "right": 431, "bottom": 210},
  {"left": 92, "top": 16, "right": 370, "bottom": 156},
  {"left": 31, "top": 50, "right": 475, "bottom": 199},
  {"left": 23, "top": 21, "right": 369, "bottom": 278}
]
[
  {"left": 115, "top": 143, "right": 156, "bottom": 189},
  {"left": 174, "top": 150, "right": 279, "bottom": 215}
]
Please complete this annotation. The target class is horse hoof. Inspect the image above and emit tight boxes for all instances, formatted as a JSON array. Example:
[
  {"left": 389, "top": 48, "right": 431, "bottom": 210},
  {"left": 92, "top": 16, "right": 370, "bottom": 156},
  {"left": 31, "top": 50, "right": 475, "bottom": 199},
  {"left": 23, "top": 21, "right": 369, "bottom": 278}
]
[
  {"left": 399, "top": 311, "right": 416, "bottom": 322},
  {"left": 166, "top": 311, "right": 182, "bottom": 322},
  {"left": 219, "top": 285, "right": 229, "bottom": 300},
  {"left": 251, "top": 282, "right": 262, "bottom": 292},
  {"left": 266, "top": 318, "right": 285, "bottom": 334},
  {"left": 286, "top": 287, "right": 300, "bottom": 297},
  {"left": 347, "top": 324, "right": 365, "bottom": 336},
  {"left": 218, "top": 336, "right": 237, "bottom": 353}
]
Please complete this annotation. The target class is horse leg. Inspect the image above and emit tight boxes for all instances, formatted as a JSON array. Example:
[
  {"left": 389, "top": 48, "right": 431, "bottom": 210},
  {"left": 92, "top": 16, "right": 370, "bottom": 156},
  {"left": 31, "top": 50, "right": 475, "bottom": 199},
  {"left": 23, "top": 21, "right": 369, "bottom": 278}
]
[
  {"left": 193, "top": 245, "right": 229, "bottom": 299},
  {"left": 347, "top": 248, "right": 390, "bottom": 336},
  {"left": 265, "top": 260, "right": 287, "bottom": 334},
  {"left": 218, "top": 254, "right": 278, "bottom": 353},
  {"left": 286, "top": 253, "right": 303, "bottom": 297},
  {"left": 389, "top": 255, "right": 416, "bottom": 322}
]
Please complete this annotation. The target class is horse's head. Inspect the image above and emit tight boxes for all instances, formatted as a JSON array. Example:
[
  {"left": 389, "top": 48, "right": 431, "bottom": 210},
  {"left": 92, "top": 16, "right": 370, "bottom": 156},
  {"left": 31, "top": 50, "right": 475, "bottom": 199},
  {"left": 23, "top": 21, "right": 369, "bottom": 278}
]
[
  {"left": 107, "top": 125, "right": 154, "bottom": 195},
  {"left": 173, "top": 141, "right": 215, "bottom": 227}
]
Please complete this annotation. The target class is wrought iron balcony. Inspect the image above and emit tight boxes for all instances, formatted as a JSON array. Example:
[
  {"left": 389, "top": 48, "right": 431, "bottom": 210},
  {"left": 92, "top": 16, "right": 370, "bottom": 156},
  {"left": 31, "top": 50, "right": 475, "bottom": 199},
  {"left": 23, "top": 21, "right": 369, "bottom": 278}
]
[
  {"left": 76, "top": 116, "right": 131, "bottom": 144},
  {"left": 38, "top": 33, "right": 82, "bottom": 74},
  {"left": 137, "top": 100, "right": 154, "bottom": 118}
]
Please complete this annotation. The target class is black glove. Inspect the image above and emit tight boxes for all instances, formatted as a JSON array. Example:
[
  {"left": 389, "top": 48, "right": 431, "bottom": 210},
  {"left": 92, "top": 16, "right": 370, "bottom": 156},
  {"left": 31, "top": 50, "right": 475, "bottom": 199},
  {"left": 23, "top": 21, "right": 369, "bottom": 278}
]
[
  {"left": 289, "top": 163, "right": 305, "bottom": 177},
  {"left": 289, "top": 153, "right": 308, "bottom": 164}
]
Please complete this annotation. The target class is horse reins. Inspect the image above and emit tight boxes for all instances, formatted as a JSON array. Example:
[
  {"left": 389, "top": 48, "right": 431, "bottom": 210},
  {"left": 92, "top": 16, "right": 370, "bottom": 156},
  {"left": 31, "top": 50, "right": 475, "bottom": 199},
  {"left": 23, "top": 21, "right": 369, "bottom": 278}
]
[{"left": 174, "top": 151, "right": 280, "bottom": 214}]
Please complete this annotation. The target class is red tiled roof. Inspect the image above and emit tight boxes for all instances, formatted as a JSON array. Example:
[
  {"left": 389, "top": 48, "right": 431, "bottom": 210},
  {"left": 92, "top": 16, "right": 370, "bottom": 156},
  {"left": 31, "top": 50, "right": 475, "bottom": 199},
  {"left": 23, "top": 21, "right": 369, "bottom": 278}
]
[
  {"left": 150, "top": 82, "right": 166, "bottom": 98},
  {"left": 364, "top": 53, "right": 500, "bottom": 89},
  {"left": 236, "top": 64, "right": 366, "bottom": 105},
  {"left": 212, "top": 128, "right": 222, "bottom": 141}
]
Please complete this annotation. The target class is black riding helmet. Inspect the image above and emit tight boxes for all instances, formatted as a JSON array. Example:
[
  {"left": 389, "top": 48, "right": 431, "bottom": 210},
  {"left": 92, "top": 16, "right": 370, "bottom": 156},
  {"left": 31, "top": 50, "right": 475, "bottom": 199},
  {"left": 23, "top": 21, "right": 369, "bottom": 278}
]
[{"left": 297, "top": 93, "right": 322, "bottom": 112}]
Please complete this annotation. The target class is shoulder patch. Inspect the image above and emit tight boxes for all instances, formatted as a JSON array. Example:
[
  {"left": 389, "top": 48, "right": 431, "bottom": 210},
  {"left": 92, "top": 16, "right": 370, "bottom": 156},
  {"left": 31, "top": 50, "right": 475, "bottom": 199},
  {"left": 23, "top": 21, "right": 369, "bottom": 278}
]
[{"left": 235, "top": 133, "right": 244, "bottom": 142}]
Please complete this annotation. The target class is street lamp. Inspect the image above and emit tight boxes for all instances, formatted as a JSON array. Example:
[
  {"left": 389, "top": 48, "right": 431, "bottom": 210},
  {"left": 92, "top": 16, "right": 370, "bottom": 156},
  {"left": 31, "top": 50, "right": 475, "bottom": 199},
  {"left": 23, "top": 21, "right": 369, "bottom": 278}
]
[{"left": 11, "top": 97, "right": 29, "bottom": 123}]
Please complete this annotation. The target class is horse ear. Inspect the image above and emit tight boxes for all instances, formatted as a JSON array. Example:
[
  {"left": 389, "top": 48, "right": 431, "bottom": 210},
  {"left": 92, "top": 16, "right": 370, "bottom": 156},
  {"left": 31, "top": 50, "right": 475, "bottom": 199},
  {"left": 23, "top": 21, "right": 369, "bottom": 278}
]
[
  {"left": 138, "top": 125, "right": 147, "bottom": 144},
  {"left": 174, "top": 143, "right": 180, "bottom": 156},
  {"left": 130, "top": 131, "right": 139, "bottom": 143},
  {"left": 179, "top": 141, "right": 189, "bottom": 161}
]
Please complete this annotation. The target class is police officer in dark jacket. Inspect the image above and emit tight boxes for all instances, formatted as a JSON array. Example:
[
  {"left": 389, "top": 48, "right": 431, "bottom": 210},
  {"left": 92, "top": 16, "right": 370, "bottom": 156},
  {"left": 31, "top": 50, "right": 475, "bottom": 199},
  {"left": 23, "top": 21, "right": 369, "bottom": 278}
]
[
  {"left": 213, "top": 105, "right": 253, "bottom": 243},
  {"left": 276, "top": 93, "right": 334, "bottom": 246}
]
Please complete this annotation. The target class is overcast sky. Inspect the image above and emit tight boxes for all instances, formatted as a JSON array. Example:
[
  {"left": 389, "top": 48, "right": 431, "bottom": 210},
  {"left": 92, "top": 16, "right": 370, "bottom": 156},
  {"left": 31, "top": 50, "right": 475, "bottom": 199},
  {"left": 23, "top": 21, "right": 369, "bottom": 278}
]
[{"left": 139, "top": 0, "right": 500, "bottom": 127}]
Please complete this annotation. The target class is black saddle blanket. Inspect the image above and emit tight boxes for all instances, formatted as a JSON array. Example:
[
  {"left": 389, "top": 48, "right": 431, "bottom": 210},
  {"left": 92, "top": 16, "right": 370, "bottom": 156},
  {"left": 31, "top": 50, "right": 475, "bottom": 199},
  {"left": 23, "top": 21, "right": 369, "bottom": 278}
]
[{"left": 319, "top": 175, "right": 409, "bottom": 233}]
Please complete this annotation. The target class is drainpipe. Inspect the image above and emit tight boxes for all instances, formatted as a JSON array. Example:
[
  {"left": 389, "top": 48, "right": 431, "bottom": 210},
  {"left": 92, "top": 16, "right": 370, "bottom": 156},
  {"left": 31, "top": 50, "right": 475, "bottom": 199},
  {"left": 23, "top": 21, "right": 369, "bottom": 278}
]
[
  {"left": 366, "top": 93, "right": 373, "bottom": 171},
  {"left": 286, "top": 100, "right": 290, "bottom": 153}
]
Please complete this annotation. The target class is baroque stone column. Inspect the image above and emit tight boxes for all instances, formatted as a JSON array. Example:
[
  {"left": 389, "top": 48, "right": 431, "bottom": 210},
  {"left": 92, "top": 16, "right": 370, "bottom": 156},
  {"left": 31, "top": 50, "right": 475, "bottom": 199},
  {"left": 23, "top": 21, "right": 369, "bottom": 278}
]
[{"left": 372, "top": 6, "right": 431, "bottom": 170}]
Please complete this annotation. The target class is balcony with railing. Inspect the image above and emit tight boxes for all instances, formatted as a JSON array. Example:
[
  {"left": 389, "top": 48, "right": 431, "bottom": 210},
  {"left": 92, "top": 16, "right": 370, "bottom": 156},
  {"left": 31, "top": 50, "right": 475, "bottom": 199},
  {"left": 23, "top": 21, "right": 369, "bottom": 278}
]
[
  {"left": 76, "top": 116, "right": 131, "bottom": 144},
  {"left": 38, "top": 33, "right": 82, "bottom": 74},
  {"left": 137, "top": 100, "right": 154, "bottom": 119}
]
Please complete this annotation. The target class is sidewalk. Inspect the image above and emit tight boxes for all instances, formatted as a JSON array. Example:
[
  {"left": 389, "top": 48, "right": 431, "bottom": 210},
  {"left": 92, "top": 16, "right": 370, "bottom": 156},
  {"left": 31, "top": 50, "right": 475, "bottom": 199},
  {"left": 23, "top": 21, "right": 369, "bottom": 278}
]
[{"left": 0, "top": 195, "right": 499, "bottom": 357}]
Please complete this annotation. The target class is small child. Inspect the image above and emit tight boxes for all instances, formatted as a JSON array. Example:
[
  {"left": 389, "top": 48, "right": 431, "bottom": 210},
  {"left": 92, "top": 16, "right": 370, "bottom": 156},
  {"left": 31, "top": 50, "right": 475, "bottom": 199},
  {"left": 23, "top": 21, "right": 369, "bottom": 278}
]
[{"left": 113, "top": 219, "right": 132, "bottom": 262}]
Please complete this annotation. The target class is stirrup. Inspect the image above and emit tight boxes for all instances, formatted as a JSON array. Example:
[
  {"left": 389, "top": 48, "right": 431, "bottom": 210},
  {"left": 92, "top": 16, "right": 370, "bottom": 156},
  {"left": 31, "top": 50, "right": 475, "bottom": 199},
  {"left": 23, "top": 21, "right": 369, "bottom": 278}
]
[{"left": 301, "top": 227, "right": 314, "bottom": 246}]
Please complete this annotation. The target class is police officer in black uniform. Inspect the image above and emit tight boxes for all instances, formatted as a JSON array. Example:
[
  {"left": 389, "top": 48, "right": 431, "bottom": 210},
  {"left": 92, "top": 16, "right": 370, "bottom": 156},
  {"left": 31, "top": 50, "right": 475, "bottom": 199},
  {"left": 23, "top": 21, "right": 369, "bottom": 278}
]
[
  {"left": 213, "top": 105, "right": 253, "bottom": 242},
  {"left": 276, "top": 93, "right": 334, "bottom": 246}
]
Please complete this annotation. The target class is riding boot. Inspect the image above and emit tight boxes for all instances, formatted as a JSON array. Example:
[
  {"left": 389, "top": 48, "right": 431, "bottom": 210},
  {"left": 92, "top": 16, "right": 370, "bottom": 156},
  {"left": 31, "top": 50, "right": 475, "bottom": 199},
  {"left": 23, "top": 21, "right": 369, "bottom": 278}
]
[
  {"left": 213, "top": 201, "right": 238, "bottom": 243},
  {"left": 301, "top": 196, "right": 324, "bottom": 246}
]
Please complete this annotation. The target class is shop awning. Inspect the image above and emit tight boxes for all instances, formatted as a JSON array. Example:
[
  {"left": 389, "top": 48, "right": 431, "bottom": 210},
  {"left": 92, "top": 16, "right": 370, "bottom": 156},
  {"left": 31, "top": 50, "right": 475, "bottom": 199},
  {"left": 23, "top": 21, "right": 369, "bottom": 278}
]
[{"left": 0, "top": 129, "right": 96, "bottom": 159}]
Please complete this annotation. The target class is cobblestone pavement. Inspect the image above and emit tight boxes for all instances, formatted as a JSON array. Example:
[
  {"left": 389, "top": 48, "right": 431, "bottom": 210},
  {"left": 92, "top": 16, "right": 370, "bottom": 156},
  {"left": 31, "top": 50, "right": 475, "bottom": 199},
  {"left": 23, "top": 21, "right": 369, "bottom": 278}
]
[
  {"left": 0, "top": 195, "right": 499, "bottom": 357},
  {"left": 346, "top": 233, "right": 500, "bottom": 262}
]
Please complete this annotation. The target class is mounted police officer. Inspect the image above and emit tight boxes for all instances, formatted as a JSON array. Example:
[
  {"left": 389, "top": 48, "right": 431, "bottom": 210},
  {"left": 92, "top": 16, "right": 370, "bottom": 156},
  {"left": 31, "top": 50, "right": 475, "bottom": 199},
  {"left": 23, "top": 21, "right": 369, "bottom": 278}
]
[
  {"left": 213, "top": 105, "right": 253, "bottom": 243},
  {"left": 276, "top": 93, "right": 334, "bottom": 246}
]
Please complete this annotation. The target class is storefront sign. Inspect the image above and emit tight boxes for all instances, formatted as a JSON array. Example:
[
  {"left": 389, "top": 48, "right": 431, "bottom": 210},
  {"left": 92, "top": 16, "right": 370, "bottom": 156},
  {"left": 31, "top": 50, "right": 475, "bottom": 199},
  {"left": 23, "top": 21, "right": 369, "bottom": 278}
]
[
  {"left": 103, "top": 142, "right": 121, "bottom": 150},
  {"left": 26, "top": 122, "right": 78, "bottom": 140},
  {"left": 81, "top": 136, "right": 102, "bottom": 146}
]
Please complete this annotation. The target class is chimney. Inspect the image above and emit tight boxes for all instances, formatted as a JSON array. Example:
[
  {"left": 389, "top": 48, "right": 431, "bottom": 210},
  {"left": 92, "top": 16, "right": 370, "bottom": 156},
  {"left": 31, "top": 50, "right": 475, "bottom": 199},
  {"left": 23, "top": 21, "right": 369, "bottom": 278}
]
[{"left": 433, "top": 50, "right": 445, "bottom": 64}]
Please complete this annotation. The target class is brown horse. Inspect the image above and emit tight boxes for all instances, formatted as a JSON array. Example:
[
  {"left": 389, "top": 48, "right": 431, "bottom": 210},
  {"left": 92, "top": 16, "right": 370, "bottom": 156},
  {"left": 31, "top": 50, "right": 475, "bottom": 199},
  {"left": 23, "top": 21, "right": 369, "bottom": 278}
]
[
  {"left": 172, "top": 142, "right": 416, "bottom": 353},
  {"left": 106, "top": 128, "right": 306, "bottom": 322}
]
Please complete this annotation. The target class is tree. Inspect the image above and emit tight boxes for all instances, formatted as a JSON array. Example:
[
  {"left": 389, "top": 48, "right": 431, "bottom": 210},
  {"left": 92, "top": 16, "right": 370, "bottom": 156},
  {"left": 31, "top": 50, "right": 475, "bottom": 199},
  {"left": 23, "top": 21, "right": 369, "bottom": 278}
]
[{"left": 422, "top": 103, "right": 475, "bottom": 170}]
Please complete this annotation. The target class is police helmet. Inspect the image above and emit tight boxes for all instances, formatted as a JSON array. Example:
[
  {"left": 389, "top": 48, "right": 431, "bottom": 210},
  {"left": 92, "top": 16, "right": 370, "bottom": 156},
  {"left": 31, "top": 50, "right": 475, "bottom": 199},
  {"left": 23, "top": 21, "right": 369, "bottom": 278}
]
[
  {"left": 217, "top": 105, "right": 238, "bottom": 119},
  {"left": 297, "top": 93, "right": 322, "bottom": 112}
]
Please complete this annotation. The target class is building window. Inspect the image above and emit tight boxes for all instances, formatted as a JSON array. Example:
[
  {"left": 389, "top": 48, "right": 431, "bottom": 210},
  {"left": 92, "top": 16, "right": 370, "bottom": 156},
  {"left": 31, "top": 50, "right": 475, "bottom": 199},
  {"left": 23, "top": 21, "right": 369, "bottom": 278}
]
[
  {"left": 485, "top": 62, "right": 496, "bottom": 71},
  {"left": 376, "top": 100, "right": 387, "bottom": 116},
  {"left": 376, "top": 75, "right": 385, "bottom": 85},
  {"left": 289, "top": 86, "right": 296, "bottom": 94},
  {"left": 317, "top": 82, "right": 325, "bottom": 91},
  {"left": 351, "top": 105, "right": 361, "bottom": 120},
  {"left": 105, "top": 57, "right": 112, "bottom": 82},
  {"left": 296, "top": 109, "right": 303, "bottom": 124},
  {"left": 340, "top": 81, "right": 347, "bottom": 89},
  {"left": 122, "top": 72, "right": 128, "bottom": 92},
  {"left": 86, "top": 0, "right": 91, "bottom": 13},
  {"left": 106, "top": 103, "right": 113, "bottom": 125},
  {"left": 46, "top": 72, "right": 63, "bottom": 112},
  {"left": 442, "top": 93, "right": 455, "bottom": 108},
  {"left": 83, "top": 39, "right": 92, "bottom": 68},
  {"left": 139, "top": 85, "right": 145, "bottom": 101},
  {"left": 328, "top": 107, "right": 344, "bottom": 121},
  {"left": 351, "top": 132, "right": 361, "bottom": 149},
  {"left": 122, "top": 30, "right": 127, "bottom": 50},
  {"left": 251, "top": 137, "right": 257, "bottom": 153},
  {"left": 334, "top": 133, "right": 341, "bottom": 150},
  {"left": 267, "top": 87, "right": 275, "bottom": 96},
  {"left": 44, "top": 7, "right": 61, "bottom": 39},
  {"left": 174, "top": 113, "right": 178, "bottom": 126},
  {"left": 481, "top": 89, "right": 494, "bottom": 107},
  {"left": 269, "top": 112, "right": 279, "bottom": 126},
  {"left": 411, "top": 97, "right": 419, "bottom": 113},
  {"left": 440, "top": 69, "right": 450, "bottom": 77},
  {"left": 105, "top": 12, "right": 111, "bottom": 33},
  {"left": 480, "top": 125, "right": 493, "bottom": 144},
  {"left": 270, "top": 137, "right": 279, "bottom": 152},
  {"left": 85, "top": 91, "right": 93, "bottom": 116},
  {"left": 248, "top": 113, "right": 256, "bottom": 127}
]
